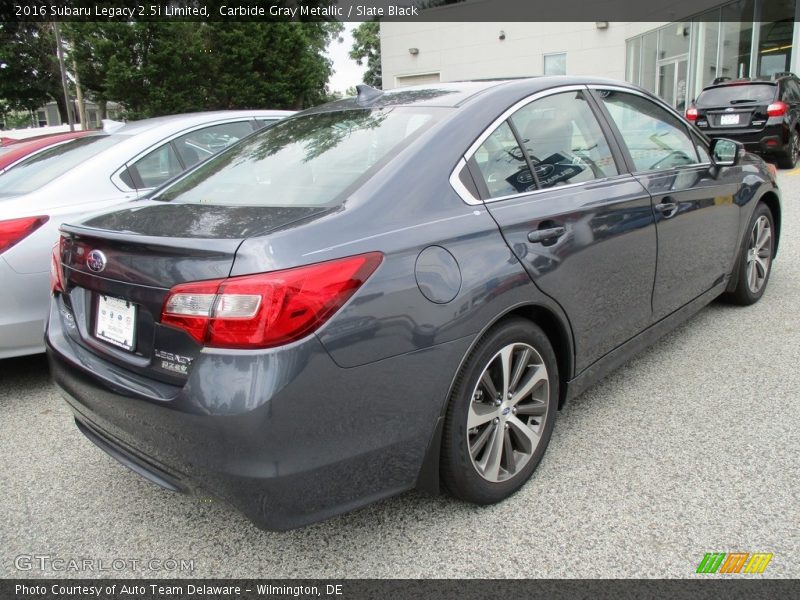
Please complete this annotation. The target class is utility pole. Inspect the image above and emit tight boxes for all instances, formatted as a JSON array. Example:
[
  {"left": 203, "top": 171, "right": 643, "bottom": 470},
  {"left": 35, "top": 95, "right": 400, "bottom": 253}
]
[
  {"left": 52, "top": 22, "right": 74, "bottom": 131},
  {"left": 71, "top": 57, "right": 87, "bottom": 130}
]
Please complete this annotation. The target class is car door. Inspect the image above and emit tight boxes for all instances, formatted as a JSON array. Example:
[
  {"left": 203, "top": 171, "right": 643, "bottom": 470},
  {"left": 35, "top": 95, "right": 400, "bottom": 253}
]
[
  {"left": 590, "top": 87, "right": 742, "bottom": 319},
  {"left": 460, "top": 87, "right": 657, "bottom": 372}
]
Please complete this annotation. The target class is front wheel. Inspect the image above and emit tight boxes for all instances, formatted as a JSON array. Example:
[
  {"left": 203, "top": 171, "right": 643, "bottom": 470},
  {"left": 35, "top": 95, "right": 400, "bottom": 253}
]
[
  {"left": 440, "top": 319, "right": 558, "bottom": 504},
  {"left": 725, "top": 203, "right": 775, "bottom": 305}
]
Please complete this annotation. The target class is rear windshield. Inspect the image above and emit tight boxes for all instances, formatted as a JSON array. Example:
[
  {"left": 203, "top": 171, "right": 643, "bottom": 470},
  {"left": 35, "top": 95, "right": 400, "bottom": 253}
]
[
  {"left": 696, "top": 83, "right": 777, "bottom": 106},
  {"left": 0, "top": 134, "right": 124, "bottom": 197},
  {"left": 155, "top": 107, "right": 442, "bottom": 207}
]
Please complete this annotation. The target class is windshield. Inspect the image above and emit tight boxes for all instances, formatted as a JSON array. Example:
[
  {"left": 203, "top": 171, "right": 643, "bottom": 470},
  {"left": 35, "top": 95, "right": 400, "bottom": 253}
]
[
  {"left": 696, "top": 83, "right": 777, "bottom": 107},
  {"left": 0, "top": 134, "right": 124, "bottom": 197},
  {"left": 155, "top": 107, "right": 442, "bottom": 207}
]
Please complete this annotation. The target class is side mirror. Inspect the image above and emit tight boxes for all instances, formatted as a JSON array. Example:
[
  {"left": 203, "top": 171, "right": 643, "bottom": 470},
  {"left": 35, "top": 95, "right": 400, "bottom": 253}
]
[{"left": 710, "top": 138, "right": 744, "bottom": 167}]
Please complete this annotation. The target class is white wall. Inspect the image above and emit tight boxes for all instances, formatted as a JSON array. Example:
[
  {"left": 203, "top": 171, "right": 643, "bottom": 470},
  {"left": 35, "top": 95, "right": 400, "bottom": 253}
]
[{"left": 381, "top": 21, "right": 665, "bottom": 89}]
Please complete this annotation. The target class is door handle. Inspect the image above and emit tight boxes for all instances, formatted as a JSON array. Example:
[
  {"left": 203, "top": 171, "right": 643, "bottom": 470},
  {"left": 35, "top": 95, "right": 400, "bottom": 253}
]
[
  {"left": 528, "top": 226, "right": 566, "bottom": 244},
  {"left": 654, "top": 201, "right": 679, "bottom": 217}
]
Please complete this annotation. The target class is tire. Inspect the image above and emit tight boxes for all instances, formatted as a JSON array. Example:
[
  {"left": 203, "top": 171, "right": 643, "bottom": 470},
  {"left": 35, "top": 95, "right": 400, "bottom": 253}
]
[
  {"left": 777, "top": 129, "right": 799, "bottom": 169},
  {"left": 725, "top": 203, "right": 775, "bottom": 305},
  {"left": 441, "top": 318, "right": 558, "bottom": 504}
]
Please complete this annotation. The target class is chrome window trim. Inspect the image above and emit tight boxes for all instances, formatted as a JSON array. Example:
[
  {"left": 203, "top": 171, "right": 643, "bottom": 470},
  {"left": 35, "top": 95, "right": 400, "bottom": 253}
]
[
  {"left": 450, "top": 84, "right": 613, "bottom": 205},
  {"left": 448, "top": 158, "right": 482, "bottom": 206},
  {"left": 587, "top": 83, "right": 708, "bottom": 168}
]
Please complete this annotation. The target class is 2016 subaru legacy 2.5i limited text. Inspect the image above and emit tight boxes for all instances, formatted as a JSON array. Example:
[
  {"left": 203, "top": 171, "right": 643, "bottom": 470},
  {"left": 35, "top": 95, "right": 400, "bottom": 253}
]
[{"left": 46, "top": 78, "right": 781, "bottom": 530}]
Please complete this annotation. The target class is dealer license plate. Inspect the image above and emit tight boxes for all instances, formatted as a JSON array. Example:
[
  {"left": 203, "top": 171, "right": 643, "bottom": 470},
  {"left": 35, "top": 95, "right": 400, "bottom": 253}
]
[
  {"left": 720, "top": 114, "right": 740, "bottom": 125},
  {"left": 95, "top": 295, "right": 136, "bottom": 351}
]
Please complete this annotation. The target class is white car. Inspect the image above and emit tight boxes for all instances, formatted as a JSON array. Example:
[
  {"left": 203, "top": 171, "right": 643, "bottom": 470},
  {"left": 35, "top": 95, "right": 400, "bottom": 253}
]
[{"left": 0, "top": 110, "right": 293, "bottom": 358}]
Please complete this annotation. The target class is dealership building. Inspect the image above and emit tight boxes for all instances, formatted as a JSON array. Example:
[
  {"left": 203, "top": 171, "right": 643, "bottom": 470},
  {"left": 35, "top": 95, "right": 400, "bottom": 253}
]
[{"left": 380, "top": 0, "right": 798, "bottom": 111}]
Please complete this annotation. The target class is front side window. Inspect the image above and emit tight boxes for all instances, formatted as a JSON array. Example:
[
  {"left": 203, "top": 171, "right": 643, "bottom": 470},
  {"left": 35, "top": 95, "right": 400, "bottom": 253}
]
[
  {"left": 598, "top": 90, "right": 699, "bottom": 171},
  {"left": 156, "top": 107, "right": 441, "bottom": 207},
  {"left": 510, "top": 90, "right": 619, "bottom": 189}
]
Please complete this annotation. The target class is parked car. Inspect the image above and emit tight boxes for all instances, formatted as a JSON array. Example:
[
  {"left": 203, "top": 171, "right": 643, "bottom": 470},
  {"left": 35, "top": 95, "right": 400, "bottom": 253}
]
[
  {"left": 686, "top": 72, "right": 800, "bottom": 168},
  {"left": 0, "top": 110, "right": 292, "bottom": 359},
  {"left": 0, "top": 130, "right": 95, "bottom": 173},
  {"left": 47, "top": 78, "right": 780, "bottom": 530}
]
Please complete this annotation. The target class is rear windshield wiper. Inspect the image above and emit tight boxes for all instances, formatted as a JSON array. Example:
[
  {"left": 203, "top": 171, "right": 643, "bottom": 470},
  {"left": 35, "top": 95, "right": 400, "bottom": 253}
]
[{"left": 729, "top": 98, "right": 760, "bottom": 104}]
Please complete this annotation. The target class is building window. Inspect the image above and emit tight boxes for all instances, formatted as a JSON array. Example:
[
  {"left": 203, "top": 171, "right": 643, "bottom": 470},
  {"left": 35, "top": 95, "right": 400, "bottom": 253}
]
[
  {"left": 543, "top": 53, "right": 566, "bottom": 75},
  {"left": 720, "top": 1, "right": 756, "bottom": 79},
  {"left": 625, "top": 0, "right": 796, "bottom": 109},
  {"left": 758, "top": 0, "right": 796, "bottom": 76},
  {"left": 626, "top": 38, "right": 642, "bottom": 85},
  {"left": 395, "top": 72, "right": 440, "bottom": 87}
]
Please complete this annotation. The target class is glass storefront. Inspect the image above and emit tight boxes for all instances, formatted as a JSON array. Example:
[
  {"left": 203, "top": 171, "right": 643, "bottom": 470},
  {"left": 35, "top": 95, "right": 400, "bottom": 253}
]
[{"left": 626, "top": 0, "right": 796, "bottom": 109}]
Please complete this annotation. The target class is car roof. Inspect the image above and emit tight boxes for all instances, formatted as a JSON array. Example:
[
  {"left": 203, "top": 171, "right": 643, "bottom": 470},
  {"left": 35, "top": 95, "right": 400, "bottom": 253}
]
[
  {"left": 113, "top": 110, "right": 295, "bottom": 136},
  {"left": 0, "top": 130, "right": 94, "bottom": 170},
  {"left": 303, "top": 76, "right": 644, "bottom": 114},
  {"left": 700, "top": 78, "right": 789, "bottom": 92}
]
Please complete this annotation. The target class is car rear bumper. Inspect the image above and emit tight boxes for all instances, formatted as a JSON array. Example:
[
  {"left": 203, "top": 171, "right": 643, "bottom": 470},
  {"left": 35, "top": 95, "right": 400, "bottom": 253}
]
[
  {"left": 46, "top": 296, "right": 471, "bottom": 530},
  {"left": 702, "top": 124, "right": 788, "bottom": 154},
  {"left": 0, "top": 258, "right": 48, "bottom": 358}
]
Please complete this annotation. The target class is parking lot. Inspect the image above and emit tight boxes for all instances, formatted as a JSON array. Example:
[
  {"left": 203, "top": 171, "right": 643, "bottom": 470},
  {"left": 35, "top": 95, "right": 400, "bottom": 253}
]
[{"left": 1, "top": 171, "right": 798, "bottom": 579}]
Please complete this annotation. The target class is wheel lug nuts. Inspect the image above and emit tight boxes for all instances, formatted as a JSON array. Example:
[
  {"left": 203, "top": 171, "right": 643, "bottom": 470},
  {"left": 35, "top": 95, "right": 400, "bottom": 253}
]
[
  {"left": 493, "top": 417, "right": 499, "bottom": 424},
  {"left": 507, "top": 392, "right": 513, "bottom": 399},
  {"left": 494, "top": 399, "right": 502, "bottom": 406},
  {"left": 504, "top": 423, "right": 509, "bottom": 430},
  {"left": 512, "top": 407, "right": 517, "bottom": 414}
]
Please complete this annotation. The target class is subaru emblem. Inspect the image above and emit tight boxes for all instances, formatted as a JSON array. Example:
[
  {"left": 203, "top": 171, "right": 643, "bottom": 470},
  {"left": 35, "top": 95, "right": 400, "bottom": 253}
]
[{"left": 86, "top": 250, "right": 107, "bottom": 273}]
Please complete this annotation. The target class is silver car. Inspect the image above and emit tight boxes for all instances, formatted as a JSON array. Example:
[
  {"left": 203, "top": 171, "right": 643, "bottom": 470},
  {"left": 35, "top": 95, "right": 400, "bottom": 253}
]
[{"left": 0, "top": 110, "right": 293, "bottom": 359}]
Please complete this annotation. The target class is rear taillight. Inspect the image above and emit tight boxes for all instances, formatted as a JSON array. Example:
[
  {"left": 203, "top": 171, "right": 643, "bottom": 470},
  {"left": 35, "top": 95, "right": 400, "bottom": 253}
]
[
  {"left": 50, "top": 241, "right": 65, "bottom": 293},
  {"left": 0, "top": 216, "right": 48, "bottom": 254},
  {"left": 161, "top": 252, "right": 383, "bottom": 349},
  {"left": 685, "top": 107, "right": 698, "bottom": 121},
  {"left": 767, "top": 101, "right": 788, "bottom": 117}
]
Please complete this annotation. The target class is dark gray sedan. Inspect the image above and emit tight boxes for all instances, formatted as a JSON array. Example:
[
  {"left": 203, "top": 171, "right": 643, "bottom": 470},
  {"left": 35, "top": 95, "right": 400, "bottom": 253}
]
[{"left": 46, "top": 77, "right": 781, "bottom": 530}]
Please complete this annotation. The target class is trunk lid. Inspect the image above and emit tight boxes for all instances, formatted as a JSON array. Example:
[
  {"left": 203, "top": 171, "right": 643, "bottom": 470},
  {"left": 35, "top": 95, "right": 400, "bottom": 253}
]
[{"left": 56, "top": 201, "right": 331, "bottom": 383}]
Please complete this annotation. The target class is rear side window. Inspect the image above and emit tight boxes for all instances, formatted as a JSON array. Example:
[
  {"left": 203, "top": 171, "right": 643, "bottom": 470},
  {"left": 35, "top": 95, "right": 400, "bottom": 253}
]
[
  {"left": 129, "top": 143, "right": 183, "bottom": 188},
  {"left": 696, "top": 84, "right": 777, "bottom": 106},
  {"left": 598, "top": 91, "right": 699, "bottom": 172},
  {"left": 510, "top": 90, "right": 618, "bottom": 189},
  {"left": 473, "top": 122, "right": 533, "bottom": 198},
  {"left": 173, "top": 121, "right": 255, "bottom": 168}
]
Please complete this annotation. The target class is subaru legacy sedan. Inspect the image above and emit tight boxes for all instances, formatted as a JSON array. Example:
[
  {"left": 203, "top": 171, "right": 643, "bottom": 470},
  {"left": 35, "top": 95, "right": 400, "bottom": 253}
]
[{"left": 47, "top": 78, "right": 780, "bottom": 530}]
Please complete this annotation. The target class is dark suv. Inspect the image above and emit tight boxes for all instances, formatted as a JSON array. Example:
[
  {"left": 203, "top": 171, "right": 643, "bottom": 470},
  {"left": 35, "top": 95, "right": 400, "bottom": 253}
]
[{"left": 686, "top": 73, "right": 800, "bottom": 168}]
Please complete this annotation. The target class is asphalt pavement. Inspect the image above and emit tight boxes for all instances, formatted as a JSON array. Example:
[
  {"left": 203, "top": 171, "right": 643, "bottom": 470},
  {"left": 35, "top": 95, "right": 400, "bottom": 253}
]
[{"left": 1, "top": 172, "right": 798, "bottom": 579}]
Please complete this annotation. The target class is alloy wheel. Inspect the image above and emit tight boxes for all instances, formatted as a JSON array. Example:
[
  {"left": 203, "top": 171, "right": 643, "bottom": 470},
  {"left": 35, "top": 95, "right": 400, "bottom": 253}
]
[
  {"left": 467, "top": 343, "right": 549, "bottom": 482},
  {"left": 793, "top": 132, "right": 800, "bottom": 165},
  {"left": 746, "top": 215, "right": 772, "bottom": 294}
]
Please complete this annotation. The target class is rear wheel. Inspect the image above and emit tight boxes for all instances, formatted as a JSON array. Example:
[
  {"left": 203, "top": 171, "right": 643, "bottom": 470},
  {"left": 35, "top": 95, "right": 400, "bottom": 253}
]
[
  {"left": 777, "top": 129, "right": 799, "bottom": 168},
  {"left": 726, "top": 203, "right": 775, "bottom": 305},
  {"left": 441, "top": 319, "right": 558, "bottom": 504}
]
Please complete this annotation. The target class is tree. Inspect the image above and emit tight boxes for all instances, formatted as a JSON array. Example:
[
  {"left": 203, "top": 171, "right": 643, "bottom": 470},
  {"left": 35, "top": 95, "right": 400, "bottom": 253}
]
[
  {"left": 349, "top": 21, "right": 381, "bottom": 89},
  {"left": 0, "top": 23, "right": 68, "bottom": 121},
  {"left": 64, "top": 22, "right": 137, "bottom": 119},
  {"left": 65, "top": 22, "right": 343, "bottom": 119}
]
